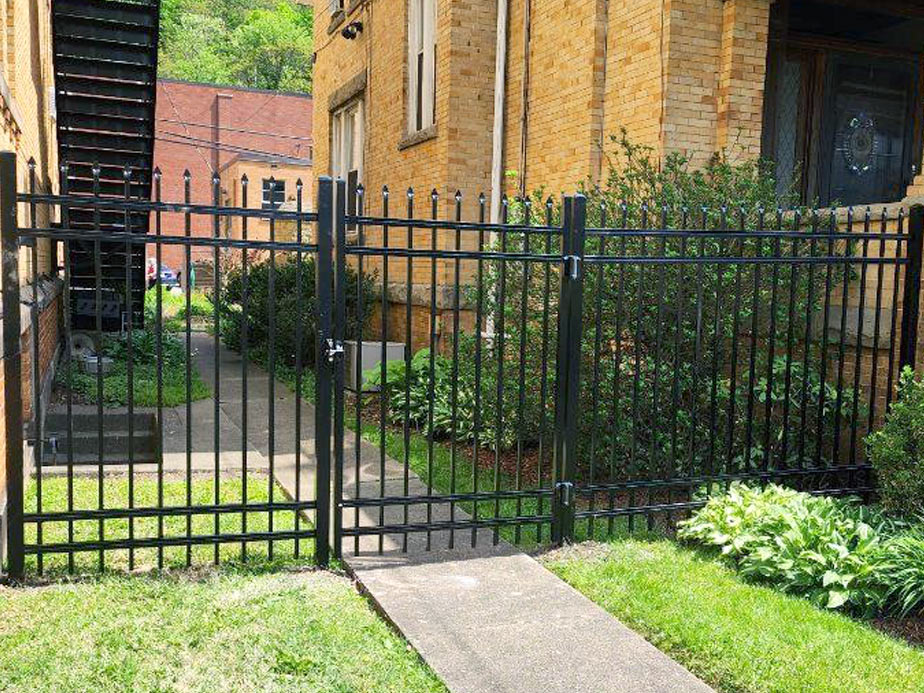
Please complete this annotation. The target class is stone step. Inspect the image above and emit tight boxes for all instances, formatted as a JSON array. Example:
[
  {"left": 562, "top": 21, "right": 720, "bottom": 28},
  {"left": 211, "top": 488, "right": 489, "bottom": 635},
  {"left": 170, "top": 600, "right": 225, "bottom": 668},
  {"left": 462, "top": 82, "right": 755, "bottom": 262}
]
[
  {"left": 45, "top": 410, "right": 156, "bottom": 432},
  {"left": 42, "top": 408, "right": 158, "bottom": 465}
]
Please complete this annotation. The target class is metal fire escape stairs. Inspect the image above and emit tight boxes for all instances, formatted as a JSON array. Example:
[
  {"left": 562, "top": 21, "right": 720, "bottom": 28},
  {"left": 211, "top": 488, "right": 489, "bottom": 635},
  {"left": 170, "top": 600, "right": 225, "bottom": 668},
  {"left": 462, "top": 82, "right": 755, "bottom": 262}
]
[{"left": 52, "top": 0, "right": 161, "bottom": 330}]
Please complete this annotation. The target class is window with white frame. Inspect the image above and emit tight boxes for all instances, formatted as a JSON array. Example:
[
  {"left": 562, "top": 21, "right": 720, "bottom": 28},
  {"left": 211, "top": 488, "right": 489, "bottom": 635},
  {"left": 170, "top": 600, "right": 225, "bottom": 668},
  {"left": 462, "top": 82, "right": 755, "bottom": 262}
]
[
  {"left": 407, "top": 0, "right": 436, "bottom": 133},
  {"left": 331, "top": 99, "right": 364, "bottom": 224}
]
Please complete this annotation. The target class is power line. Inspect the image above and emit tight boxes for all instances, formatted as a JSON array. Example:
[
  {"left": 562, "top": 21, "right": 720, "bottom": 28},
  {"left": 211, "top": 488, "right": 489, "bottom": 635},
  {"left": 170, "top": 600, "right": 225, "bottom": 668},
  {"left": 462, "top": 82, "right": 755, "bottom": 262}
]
[
  {"left": 157, "top": 118, "right": 314, "bottom": 144},
  {"left": 156, "top": 133, "right": 313, "bottom": 163}
]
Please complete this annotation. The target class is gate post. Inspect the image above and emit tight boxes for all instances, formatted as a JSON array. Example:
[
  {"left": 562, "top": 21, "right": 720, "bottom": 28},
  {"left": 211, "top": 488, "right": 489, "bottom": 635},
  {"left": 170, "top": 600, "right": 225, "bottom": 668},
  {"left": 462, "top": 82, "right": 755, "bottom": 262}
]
[
  {"left": 331, "top": 179, "right": 347, "bottom": 560},
  {"left": 314, "top": 177, "right": 333, "bottom": 567},
  {"left": 0, "top": 152, "right": 23, "bottom": 579},
  {"left": 899, "top": 205, "right": 924, "bottom": 372},
  {"left": 551, "top": 194, "right": 586, "bottom": 545}
]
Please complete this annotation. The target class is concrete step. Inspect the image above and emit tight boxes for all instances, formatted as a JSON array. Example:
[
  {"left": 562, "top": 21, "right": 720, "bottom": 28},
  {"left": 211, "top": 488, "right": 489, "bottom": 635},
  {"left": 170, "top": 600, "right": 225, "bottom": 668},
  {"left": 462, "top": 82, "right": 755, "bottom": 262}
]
[
  {"left": 42, "top": 409, "right": 158, "bottom": 465},
  {"left": 45, "top": 410, "right": 155, "bottom": 431},
  {"left": 46, "top": 429, "right": 157, "bottom": 457}
]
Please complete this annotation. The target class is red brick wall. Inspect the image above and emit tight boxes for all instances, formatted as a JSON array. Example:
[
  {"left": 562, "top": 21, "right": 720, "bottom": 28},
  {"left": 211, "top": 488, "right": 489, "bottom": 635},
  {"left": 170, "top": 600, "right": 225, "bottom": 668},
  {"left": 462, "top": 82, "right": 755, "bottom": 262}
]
[
  {"left": 0, "top": 289, "right": 63, "bottom": 503},
  {"left": 153, "top": 79, "right": 314, "bottom": 271}
]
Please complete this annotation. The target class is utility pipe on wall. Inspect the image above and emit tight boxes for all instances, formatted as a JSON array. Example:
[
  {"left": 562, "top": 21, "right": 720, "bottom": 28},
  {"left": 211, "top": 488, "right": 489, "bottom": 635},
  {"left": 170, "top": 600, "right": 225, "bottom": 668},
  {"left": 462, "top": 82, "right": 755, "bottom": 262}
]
[{"left": 490, "top": 0, "right": 509, "bottom": 223}]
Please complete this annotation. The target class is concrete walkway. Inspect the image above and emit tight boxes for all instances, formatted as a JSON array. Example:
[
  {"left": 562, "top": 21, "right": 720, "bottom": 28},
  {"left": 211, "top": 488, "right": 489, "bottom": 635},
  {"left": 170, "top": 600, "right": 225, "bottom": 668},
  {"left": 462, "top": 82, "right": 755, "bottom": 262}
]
[{"left": 187, "top": 334, "right": 713, "bottom": 693}]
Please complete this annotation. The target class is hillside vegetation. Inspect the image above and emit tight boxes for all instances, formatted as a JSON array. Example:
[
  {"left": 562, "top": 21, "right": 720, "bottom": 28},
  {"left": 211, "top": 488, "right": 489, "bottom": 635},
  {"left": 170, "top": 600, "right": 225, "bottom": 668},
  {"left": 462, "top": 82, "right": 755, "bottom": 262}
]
[{"left": 159, "top": 0, "right": 314, "bottom": 93}]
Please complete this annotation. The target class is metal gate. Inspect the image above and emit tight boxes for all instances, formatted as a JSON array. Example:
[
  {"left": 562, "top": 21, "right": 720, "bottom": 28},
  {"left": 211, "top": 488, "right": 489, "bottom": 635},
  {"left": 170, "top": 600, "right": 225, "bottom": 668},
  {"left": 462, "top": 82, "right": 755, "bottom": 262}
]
[{"left": 2, "top": 153, "right": 334, "bottom": 579}]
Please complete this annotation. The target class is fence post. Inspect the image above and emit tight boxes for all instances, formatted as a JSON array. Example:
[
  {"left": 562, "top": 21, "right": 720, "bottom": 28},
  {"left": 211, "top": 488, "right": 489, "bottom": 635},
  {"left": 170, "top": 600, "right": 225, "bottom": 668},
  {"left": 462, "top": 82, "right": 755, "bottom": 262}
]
[
  {"left": 0, "top": 152, "right": 23, "bottom": 580},
  {"left": 331, "top": 179, "right": 347, "bottom": 560},
  {"left": 314, "top": 177, "right": 333, "bottom": 567},
  {"left": 551, "top": 194, "right": 586, "bottom": 545},
  {"left": 900, "top": 205, "right": 924, "bottom": 372}
]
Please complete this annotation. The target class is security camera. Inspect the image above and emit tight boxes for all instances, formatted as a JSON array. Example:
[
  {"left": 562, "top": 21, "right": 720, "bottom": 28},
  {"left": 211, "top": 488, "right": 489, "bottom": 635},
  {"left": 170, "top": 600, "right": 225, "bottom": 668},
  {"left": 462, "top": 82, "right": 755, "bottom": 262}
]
[{"left": 341, "top": 21, "right": 363, "bottom": 39}]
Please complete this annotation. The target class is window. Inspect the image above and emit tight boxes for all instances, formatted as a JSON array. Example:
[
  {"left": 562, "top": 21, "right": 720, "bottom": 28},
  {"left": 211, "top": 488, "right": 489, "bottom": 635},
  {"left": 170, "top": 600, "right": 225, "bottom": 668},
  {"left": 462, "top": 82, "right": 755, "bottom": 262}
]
[
  {"left": 407, "top": 0, "right": 436, "bottom": 133},
  {"left": 262, "top": 179, "right": 286, "bottom": 210},
  {"left": 332, "top": 99, "right": 364, "bottom": 226},
  {"left": 328, "top": 0, "right": 344, "bottom": 13}
]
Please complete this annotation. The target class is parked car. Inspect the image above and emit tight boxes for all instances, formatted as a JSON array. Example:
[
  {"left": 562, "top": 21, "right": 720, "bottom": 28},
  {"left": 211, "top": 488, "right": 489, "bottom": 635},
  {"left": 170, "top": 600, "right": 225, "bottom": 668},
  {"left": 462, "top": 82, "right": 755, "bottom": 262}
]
[{"left": 146, "top": 259, "right": 180, "bottom": 289}]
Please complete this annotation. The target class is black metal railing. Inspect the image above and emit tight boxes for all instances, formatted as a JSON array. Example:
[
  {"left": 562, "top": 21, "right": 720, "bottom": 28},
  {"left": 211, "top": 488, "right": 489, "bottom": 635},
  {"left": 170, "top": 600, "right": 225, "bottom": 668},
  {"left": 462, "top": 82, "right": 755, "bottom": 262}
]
[{"left": 2, "top": 156, "right": 922, "bottom": 578}]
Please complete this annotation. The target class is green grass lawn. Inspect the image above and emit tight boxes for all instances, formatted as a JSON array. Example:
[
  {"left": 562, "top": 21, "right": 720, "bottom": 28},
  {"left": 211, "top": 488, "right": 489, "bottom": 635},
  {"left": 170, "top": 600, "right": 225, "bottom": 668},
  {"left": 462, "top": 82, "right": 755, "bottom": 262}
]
[
  {"left": 543, "top": 538, "right": 924, "bottom": 693},
  {"left": 25, "top": 475, "right": 312, "bottom": 576},
  {"left": 0, "top": 568, "right": 446, "bottom": 693}
]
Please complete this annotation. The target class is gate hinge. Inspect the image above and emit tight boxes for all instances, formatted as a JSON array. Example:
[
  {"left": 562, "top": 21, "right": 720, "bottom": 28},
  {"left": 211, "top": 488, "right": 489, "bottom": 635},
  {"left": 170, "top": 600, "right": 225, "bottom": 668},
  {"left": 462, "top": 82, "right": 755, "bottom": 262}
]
[
  {"left": 325, "top": 339, "right": 345, "bottom": 363},
  {"left": 563, "top": 255, "right": 581, "bottom": 280},
  {"left": 556, "top": 481, "right": 574, "bottom": 507}
]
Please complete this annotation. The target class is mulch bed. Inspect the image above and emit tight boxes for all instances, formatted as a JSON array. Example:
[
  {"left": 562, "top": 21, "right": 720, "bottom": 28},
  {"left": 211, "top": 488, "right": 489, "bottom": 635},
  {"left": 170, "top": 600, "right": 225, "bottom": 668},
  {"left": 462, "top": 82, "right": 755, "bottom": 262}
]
[{"left": 871, "top": 617, "right": 924, "bottom": 649}]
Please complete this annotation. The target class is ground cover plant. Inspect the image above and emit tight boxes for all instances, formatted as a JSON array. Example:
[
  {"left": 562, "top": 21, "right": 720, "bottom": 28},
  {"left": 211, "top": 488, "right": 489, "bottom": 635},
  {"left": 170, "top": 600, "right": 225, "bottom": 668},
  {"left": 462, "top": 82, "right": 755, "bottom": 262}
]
[
  {"left": 56, "top": 326, "right": 210, "bottom": 408},
  {"left": 544, "top": 538, "right": 924, "bottom": 693},
  {"left": 677, "top": 483, "right": 924, "bottom": 619},
  {"left": 145, "top": 285, "right": 214, "bottom": 332}
]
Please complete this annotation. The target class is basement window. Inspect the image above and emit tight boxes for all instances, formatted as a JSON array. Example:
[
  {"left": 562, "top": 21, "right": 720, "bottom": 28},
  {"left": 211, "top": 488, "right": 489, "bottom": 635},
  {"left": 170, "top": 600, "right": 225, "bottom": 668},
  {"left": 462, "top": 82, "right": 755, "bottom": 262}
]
[{"left": 407, "top": 0, "right": 436, "bottom": 134}]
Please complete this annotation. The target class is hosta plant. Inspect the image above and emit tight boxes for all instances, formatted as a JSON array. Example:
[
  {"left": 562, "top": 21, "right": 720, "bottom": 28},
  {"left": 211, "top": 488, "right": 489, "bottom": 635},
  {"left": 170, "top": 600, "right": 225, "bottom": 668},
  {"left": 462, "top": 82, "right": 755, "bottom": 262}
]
[{"left": 678, "top": 483, "right": 891, "bottom": 615}]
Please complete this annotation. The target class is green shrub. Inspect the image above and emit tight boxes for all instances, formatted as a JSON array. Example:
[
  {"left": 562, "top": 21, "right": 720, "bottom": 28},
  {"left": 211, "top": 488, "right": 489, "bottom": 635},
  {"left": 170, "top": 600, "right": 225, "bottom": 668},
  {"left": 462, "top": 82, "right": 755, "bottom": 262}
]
[
  {"left": 867, "top": 367, "right": 924, "bottom": 517},
  {"left": 217, "top": 253, "right": 374, "bottom": 370},
  {"left": 877, "top": 527, "right": 924, "bottom": 617},
  {"left": 480, "top": 134, "right": 852, "bottom": 477},
  {"left": 678, "top": 484, "right": 892, "bottom": 615},
  {"left": 365, "top": 336, "right": 546, "bottom": 451}
]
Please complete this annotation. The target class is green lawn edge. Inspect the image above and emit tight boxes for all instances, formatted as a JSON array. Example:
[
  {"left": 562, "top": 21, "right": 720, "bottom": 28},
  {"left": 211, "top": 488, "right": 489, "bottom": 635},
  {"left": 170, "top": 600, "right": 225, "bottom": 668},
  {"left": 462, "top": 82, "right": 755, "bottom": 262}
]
[{"left": 543, "top": 538, "right": 924, "bottom": 693}]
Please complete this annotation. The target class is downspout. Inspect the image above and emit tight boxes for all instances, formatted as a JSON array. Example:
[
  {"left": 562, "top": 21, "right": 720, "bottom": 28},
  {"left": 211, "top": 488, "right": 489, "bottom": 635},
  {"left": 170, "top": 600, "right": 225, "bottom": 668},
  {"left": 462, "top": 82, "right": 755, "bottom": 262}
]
[
  {"left": 490, "top": 0, "right": 509, "bottom": 223},
  {"left": 517, "top": 0, "right": 532, "bottom": 199}
]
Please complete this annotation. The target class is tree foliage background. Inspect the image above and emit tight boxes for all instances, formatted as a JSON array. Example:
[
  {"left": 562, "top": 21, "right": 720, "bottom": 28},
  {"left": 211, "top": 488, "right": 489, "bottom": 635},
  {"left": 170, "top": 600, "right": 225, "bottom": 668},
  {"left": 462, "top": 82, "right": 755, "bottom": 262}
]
[{"left": 159, "top": 0, "right": 314, "bottom": 93}]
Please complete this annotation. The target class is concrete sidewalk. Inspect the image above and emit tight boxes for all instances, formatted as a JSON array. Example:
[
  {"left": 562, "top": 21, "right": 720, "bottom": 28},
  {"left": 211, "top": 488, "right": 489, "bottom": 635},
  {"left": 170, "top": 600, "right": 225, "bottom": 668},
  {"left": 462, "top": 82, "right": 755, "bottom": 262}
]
[{"left": 190, "top": 334, "right": 714, "bottom": 693}]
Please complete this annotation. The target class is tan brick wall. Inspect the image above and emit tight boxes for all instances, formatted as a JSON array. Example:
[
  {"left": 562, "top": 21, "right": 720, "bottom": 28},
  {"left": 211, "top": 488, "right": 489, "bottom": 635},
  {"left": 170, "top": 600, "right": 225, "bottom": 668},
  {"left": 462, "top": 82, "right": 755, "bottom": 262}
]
[
  {"left": 313, "top": 0, "right": 778, "bottom": 210},
  {"left": 0, "top": 0, "right": 58, "bottom": 519},
  {"left": 222, "top": 158, "right": 314, "bottom": 242},
  {"left": 715, "top": 0, "right": 770, "bottom": 159}
]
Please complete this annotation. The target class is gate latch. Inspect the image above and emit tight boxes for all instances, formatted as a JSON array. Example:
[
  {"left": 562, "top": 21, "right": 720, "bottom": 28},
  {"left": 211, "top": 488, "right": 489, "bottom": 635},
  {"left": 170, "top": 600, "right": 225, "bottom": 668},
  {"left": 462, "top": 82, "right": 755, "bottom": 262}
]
[
  {"left": 325, "top": 339, "right": 345, "bottom": 363},
  {"left": 564, "top": 255, "right": 581, "bottom": 280},
  {"left": 556, "top": 481, "right": 574, "bottom": 507}
]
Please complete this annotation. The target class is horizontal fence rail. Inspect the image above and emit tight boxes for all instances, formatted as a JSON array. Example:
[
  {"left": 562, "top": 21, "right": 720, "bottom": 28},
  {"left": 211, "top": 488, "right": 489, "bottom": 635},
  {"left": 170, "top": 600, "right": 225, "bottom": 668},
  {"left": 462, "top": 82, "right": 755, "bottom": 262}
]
[{"left": 2, "top": 159, "right": 922, "bottom": 577}]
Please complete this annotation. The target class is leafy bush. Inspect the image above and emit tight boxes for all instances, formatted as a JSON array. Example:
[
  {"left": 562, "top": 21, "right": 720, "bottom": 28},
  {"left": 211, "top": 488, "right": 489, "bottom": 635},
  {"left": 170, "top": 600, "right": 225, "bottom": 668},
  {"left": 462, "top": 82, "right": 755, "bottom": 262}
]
[
  {"left": 678, "top": 484, "right": 892, "bottom": 615},
  {"left": 481, "top": 133, "right": 853, "bottom": 475},
  {"left": 867, "top": 368, "right": 924, "bottom": 517},
  {"left": 217, "top": 252, "right": 374, "bottom": 370},
  {"left": 365, "top": 336, "right": 547, "bottom": 451}
]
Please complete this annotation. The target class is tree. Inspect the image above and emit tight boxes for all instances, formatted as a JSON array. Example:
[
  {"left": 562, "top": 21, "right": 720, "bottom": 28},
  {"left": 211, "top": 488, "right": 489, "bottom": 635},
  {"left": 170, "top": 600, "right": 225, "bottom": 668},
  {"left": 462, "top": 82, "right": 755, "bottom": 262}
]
[{"left": 159, "top": 0, "right": 314, "bottom": 93}]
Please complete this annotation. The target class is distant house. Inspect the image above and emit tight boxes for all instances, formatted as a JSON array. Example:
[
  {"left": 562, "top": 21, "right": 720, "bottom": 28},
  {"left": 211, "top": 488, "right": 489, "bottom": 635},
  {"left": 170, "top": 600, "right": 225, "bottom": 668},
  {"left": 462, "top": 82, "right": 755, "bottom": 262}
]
[{"left": 153, "top": 79, "right": 314, "bottom": 275}]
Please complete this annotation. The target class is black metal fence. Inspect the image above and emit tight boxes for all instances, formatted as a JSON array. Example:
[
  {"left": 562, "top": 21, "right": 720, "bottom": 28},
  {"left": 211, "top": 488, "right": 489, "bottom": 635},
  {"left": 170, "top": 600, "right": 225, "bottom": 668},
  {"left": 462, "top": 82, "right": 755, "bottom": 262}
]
[
  {"left": 2, "top": 154, "right": 922, "bottom": 578},
  {"left": 337, "top": 186, "right": 923, "bottom": 552}
]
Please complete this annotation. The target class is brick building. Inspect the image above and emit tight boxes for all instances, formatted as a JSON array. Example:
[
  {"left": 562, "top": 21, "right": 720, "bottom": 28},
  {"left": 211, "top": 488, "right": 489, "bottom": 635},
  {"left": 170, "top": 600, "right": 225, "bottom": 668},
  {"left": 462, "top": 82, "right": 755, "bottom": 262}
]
[
  {"left": 153, "top": 79, "right": 314, "bottom": 273},
  {"left": 0, "top": 0, "right": 59, "bottom": 562},
  {"left": 313, "top": 0, "right": 924, "bottom": 351}
]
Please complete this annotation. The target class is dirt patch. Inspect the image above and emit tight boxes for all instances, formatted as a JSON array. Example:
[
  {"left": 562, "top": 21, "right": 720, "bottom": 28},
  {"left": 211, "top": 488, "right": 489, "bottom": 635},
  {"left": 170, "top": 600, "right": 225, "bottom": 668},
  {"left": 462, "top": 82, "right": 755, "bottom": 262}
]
[
  {"left": 538, "top": 541, "right": 616, "bottom": 564},
  {"left": 871, "top": 617, "right": 924, "bottom": 649}
]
